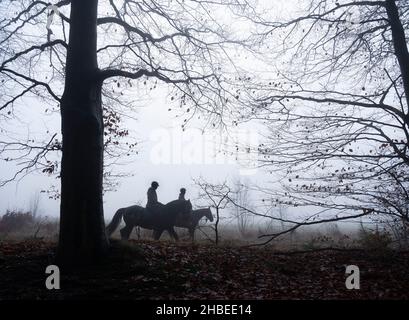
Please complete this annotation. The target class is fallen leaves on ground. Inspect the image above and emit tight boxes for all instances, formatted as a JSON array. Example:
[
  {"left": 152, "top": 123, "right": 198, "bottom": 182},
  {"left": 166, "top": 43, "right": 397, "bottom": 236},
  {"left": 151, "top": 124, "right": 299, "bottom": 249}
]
[{"left": 0, "top": 239, "right": 408, "bottom": 300}]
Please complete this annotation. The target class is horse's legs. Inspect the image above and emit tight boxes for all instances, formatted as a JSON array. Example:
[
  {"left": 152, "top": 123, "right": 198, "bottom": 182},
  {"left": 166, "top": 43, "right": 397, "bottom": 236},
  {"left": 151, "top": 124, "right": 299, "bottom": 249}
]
[
  {"left": 153, "top": 229, "right": 163, "bottom": 240},
  {"left": 168, "top": 227, "right": 179, "bottom": 241},
  {"left": 120, "top": 223, "right": 133, "bottom": 240},
  {"left": 189, "top": 227, "right": 195, "bottom": 242}
]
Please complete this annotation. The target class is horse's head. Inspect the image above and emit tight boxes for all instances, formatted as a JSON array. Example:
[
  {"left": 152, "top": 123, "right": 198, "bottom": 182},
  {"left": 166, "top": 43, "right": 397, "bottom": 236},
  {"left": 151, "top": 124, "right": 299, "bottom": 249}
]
[{"left": 205, "top": 207, "right": 214, "bottom": 222}]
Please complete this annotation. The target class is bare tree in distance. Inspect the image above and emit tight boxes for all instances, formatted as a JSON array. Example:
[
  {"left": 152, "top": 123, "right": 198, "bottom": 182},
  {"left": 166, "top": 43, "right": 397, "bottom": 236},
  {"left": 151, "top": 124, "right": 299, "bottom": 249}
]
[
  {"left": 0, "top": 0, "right": 255, "bottom": 265},
  {"left": 194, "top": 178, "right": 231, "bottom": 245},
  {"left": 227, "top": 0, "right": 409, "bottom": 244},
  {"left": 192, "top": 178, "right": 368, "bottom": 246},
  {"left": 231, "top": 179, "right": 254, "bottom": 238},
  {"left": 28, "top": 191, "right": 41, "bottom": 219}
]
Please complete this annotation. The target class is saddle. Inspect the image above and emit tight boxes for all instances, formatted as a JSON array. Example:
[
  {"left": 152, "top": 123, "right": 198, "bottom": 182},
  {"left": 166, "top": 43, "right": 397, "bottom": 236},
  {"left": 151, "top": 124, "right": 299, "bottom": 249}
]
[{"left": 145, "top": 202, "right": 165, "bottom": 215}]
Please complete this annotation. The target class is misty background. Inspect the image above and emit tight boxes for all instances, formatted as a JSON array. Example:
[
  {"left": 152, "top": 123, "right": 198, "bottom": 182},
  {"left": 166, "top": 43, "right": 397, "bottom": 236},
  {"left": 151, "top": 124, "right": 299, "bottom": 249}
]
[
  {"left": 0, "top": 87, "right": 266, "bottom": 220},
  {"left": 1, "top": 0, "right": 405, "bottom": 240}
]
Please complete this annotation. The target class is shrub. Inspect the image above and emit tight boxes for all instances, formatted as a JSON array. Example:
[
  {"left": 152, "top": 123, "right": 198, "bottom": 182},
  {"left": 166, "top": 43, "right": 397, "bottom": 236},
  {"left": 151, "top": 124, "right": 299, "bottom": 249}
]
[
  {"left": 0, "top": 210, "right": 34, "bottom": 233},
  {"left": 358, "top": 227, "right": 392, "bottom": 252},
  {"left": 386, "top": 218, "right": 409, "bottom": 250}
]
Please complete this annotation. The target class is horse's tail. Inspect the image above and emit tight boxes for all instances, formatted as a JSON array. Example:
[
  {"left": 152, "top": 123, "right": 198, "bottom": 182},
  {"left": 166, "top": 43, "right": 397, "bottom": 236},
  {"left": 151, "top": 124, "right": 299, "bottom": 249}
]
[{"left": 106, "top": 208, "right": 124, "bottom": 236}]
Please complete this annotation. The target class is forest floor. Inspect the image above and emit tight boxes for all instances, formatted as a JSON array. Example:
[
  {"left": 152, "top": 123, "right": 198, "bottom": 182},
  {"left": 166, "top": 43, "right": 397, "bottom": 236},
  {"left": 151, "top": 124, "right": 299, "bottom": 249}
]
[{"left": 0, "top": 239, "right": 408, "bottom": 300}]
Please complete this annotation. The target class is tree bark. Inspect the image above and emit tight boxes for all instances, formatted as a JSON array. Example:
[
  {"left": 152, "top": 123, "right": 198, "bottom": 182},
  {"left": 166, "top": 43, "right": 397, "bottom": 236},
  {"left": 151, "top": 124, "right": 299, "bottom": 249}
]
[
  {"left": 385, "top": 0, "right": 409, "bottom": 114},
  {"left": 57, "top": 0, "right": 109, "bottom": 267},
  {"left": 215, "top": 207, "right": 220, "bottom": 245}
]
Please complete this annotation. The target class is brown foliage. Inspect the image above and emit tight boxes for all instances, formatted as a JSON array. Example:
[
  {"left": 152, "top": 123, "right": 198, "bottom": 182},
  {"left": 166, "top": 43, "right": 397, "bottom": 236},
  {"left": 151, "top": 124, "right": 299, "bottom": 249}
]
[{"left": 0, "top": 210, "right": 34, "bottom": 233}]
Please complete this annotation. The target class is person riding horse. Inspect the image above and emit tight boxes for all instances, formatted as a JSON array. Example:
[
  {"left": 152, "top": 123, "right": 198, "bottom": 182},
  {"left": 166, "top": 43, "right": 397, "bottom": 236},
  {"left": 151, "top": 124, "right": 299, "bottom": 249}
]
[
  {"left": 146, "top": 181, "right": 164, "bottom": 215},
  {"left": 178, "top": 188, "right": 186, "bottom": 200},
  {"left": 178, "top": 187, "right": 190, "bottom": 219},
  {"left": 106, "top": 181, "right": 194, "bottom": 241}
]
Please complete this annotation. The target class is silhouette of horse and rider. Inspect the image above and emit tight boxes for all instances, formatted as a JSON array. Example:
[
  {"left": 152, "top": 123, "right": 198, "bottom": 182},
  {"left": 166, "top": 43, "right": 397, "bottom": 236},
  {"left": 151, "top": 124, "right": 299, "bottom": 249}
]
[{"left": 106, "top": 181, "right": 213, "bottom": 241}]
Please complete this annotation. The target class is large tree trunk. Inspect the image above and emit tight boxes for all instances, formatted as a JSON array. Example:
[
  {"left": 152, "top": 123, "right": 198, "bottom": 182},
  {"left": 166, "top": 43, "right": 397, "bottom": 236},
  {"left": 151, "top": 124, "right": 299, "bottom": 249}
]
[
  {"left": 215, "top": 207, "right": 220, "bottom": 245},
  {"left": 385, "top": 0, "right": 409, "bottom": 113},
  {"left": 58, "top": 0, "right": 109, "bottom": 266}
]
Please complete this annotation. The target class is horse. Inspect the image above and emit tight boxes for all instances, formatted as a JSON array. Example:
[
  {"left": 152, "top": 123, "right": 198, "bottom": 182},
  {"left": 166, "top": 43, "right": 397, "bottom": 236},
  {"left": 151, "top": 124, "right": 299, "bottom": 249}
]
[
  {"left": 174, "top": 207, "right": 214, "bottom": 241},
  {"left": 106, "top": 199, "right": 192, "bottom": 241}
]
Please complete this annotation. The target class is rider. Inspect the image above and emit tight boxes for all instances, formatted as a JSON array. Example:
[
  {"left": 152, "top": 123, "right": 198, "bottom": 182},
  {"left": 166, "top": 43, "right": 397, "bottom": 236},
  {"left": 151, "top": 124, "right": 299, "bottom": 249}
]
[
  {"left": 146, "top": 181, "right": 164, "bottom": 214},
  {"left": 178, "top": 187, "right": 186, "bottom": 201},
  {"left": 178, "top": 187, "right": 190, "bottom": 220}
]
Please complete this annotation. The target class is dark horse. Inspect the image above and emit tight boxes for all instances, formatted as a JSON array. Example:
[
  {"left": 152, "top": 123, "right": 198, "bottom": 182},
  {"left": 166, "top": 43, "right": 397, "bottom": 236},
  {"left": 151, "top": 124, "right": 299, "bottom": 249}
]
[
  {"left": 174, "top": 208, "right": 213, "bottom": 241},
  {"left": 106, "top": 199, "right": 192, "bottom": 241}
]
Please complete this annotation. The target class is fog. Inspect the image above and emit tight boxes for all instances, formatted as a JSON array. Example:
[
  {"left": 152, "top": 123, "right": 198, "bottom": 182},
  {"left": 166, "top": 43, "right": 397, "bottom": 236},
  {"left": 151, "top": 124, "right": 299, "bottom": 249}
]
[{"left": 0, "top": 89, "right": 266, "bottom": 219}]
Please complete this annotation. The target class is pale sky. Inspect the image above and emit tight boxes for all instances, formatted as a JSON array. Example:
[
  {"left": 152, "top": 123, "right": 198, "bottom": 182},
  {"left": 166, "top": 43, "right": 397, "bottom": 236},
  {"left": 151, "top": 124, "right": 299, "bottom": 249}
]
[
  {"left": 0, "top": 0, "right": 379, "bottom": 232},
  {"left": 0, "top": 0, "right": 275, "bottom": 219},
  {"left": 0, "top": 88, "right": 266, "bottom": 219}
]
